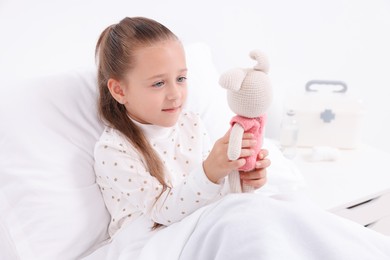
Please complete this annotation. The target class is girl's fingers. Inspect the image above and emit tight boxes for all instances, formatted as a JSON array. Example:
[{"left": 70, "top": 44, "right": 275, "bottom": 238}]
[
  {"left": 242, "top": 176, "right": 267, "bottom": 189},
  {"left": 220, "top": 130, "right": 232, "bottom": 144},
  {"left": 255, "top": 158, "right": 271, "bottom": 169},
  {"left": 241, "top": 139, "right": 257, "bottom": 148},
  {"left": 229, "top": 158, "right": 246, "bottom": 169},
  {"left": 242, "top": 133, "right": 254, "bottom": 139},
  {"left": 232, "top": 149, "right": 270, "bottom": 168},
  {"left": 240, "top": 148, "right": 254, "bottom": 157},
  {"left": 240, "top": 168, "right": 266, "bottom": 180},
  {"left": 240, "top": 167, "right": 267, "bottom": 189},
  {"left": 258, "top": 149, "right": 269, "bottom": 159}
]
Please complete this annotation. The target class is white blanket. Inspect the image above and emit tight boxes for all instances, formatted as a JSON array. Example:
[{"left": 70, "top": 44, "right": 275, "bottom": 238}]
[{"left": 85, "top": 193, "right": 390, "bottom": 260}]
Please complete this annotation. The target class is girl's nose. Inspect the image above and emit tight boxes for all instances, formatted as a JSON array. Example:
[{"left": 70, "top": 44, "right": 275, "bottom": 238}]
[{"left": 167, "top": 83, "right": 182, "bottom": 101}]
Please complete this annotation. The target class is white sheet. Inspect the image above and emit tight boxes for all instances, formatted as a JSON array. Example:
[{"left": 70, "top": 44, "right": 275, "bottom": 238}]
[
  {"left": 0, "top": 195, "right": 20, "bottom": 260},
  {"left": 84, "top": 193, "right": 390, "bottom": 260}
]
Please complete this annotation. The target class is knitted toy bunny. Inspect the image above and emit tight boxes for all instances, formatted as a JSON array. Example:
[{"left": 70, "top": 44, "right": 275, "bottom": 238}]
[{"left": 219, "top": 50, "right": 272, "bottom": 193}]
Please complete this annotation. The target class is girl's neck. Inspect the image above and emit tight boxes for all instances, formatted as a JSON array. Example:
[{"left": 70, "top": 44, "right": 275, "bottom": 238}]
[{"left": 130, "top": 117, "right": 174, "bottom": 140}]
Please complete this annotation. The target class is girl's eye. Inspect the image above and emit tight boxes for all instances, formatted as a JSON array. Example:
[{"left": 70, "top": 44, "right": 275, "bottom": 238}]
[
  {"left": 152, "top": 81, "right": 165, "bottom": 88},
  {"left": 177, "top": 76, "right": 187, "bottom": 83}
]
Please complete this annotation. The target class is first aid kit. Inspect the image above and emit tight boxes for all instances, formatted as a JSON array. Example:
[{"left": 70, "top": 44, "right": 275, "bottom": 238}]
[{"left": 284, "top": 80, "right": 365, "bottom": 149}]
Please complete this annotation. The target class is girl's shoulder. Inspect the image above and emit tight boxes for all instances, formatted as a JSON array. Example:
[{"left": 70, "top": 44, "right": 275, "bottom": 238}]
[
  {"left": 97, "top": 126, "right": 126, "bottom": 144},
  {"left": 95, "top": 126, "right": 137, "bottom": 156}
]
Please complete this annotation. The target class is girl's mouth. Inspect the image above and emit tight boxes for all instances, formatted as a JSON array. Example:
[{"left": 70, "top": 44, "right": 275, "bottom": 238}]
[{"left": 162, "top": 106, "right": 181, "bottom": 113}]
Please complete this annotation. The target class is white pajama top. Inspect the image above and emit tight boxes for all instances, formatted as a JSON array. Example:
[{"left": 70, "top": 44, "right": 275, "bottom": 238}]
[{"left": 94, "top": 111, "right": 227, "bottom": 236}]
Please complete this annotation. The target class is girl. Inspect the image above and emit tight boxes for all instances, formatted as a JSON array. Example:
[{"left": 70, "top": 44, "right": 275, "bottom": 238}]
[
  {"left": 94, "top": 16, "right": 269, "bottom": 238},
  {"left": 92, "top": 17, "right": 390, "bottom": 260}
]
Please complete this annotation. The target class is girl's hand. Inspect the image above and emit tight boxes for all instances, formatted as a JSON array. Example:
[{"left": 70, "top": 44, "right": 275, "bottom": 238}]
[
  {"left": 239, "top": 149, "right": 271, "bottom": 190},
  {"left": 203, "top": 131, "right": 256, "bottom": 184}
]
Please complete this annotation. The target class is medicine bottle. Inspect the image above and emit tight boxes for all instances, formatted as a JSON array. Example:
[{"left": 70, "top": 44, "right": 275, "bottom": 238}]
[{"left": 280, "top": 109, "right": 299, "bottom": 159}]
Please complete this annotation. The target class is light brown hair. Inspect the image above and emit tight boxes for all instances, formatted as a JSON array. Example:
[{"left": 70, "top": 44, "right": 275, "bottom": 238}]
[{"left": 95, "top": 17, "right": 178, "bottom": 227}]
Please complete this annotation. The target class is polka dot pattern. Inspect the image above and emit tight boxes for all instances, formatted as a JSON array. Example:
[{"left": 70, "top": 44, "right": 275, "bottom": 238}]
[{"left": 94, "top": 111, "right": 226, "bottom": 236}]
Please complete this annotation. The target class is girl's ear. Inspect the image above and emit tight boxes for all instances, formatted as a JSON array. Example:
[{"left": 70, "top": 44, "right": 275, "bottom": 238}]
[{"left": 107, "top": 78, "right": 127, "bottom": 104}]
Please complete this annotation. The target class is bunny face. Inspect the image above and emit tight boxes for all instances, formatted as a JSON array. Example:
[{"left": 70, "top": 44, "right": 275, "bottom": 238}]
[
  {"left": 219, "top": 50, "right": 273, "bottom": 119},
  {"left": 226, "top": 69, "right": 272, "bottom": 118}
]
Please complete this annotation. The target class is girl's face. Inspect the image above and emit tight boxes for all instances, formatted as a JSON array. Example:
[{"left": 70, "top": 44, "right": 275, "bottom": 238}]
[{"left": 121, "top": 40, "right": 188, "bottom": 127}]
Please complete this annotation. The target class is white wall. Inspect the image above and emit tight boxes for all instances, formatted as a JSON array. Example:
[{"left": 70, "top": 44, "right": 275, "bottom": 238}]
[{"left": 1, "top": 0, "right": 389, "bottom": 152}]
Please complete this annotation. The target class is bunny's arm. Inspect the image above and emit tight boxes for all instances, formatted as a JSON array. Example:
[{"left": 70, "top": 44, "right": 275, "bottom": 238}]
[{"left": 228, "top": 123, "right": 245, "bottom": 160}]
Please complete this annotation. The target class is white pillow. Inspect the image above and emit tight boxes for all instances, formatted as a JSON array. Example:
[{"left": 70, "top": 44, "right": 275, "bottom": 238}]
[{"left": 0, "top": 68, "right": 111, "bottom": 259}]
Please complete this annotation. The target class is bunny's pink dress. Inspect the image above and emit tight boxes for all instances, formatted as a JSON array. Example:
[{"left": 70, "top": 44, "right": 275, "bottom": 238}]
[{"left": 230, "top": 114, "right": 267, "bottom": 171}]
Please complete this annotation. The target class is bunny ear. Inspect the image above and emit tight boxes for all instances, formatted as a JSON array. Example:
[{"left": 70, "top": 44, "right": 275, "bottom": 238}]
[
  {"left": 219, "top": 68, "right": 246, "bottom": 91},
  {"left": 250, "top": 50, "right": 269, "bottom": 73}
]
